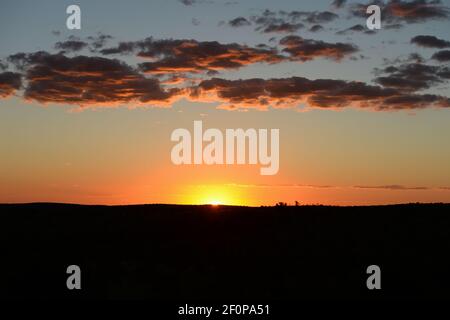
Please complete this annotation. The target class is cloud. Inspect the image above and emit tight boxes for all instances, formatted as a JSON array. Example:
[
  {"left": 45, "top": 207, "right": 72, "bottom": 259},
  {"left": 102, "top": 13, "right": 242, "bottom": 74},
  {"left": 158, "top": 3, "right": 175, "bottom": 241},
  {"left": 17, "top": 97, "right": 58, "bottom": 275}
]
[
  {"left": 8, "top": 52, "right": 180, "bottom": 106},
  {"left": 225, "top": 183, "right": 336, "bottom": 189},
  {"left": 189, "top": 76, "right": 450, "bottom": 111},
  {"left": 336, "top": 24, "right": 376, "bottom": 35},
  {"left": 227, "top": 182, "right": 447, "bottom": 191},
  {"left": 228, "top": 17, "right": 251, "bottom": 27},
  {"left": 178, "top": 0, "right": 196, "bottom": 5},
  {"left": 3, "top": 55, "right": 450, "bottom": 111},
  {"left": 100, "top": 35, "right": 357, "bottom": 77},
  {"left": 332, "top": 0, "right": 347, "bottom": 8},
  {"left": 382, "top": 53, "right": 424, "bottom": 65},
  {"left": 309, "top": 24, "right": 324, "bottom": 32},
  {"left": 225, "top": 9, "right": 338, "bottom": 34},
  {"left": 102, "top": 38, "right": 283, "bottom": 77},
  {"left": 7, "top": 52, "right": 35, "bottom": 71},
  {"left": 87, "top": 33, "right": 113, "bottom": 50},
  {"left": 259, "top": 22, "right": 304, "bottom": 34},
  {"left": 98, "top": 41, "right": 136, "bottom": 55},
  {"left": 381, "top": 93, "right": 450, "bottom": 109},
  {"left": 178, "top": 0, "right": 212, "bottom": 5},
  {"left": 411, "top": 35, "right": 450, "bottom": 48},
  {"left": 0, "top": 60, "right": 7, "bottom": 71},
  {"left": 374, "top": 62, "right": 450, "bottom": 91},
  {"left": 354, "top": 185, "right": 429, "bottom": 190},
  {"left": 385, "top": 0, "right": 450, "bottom": 22},
  {"left": 291, "top": 11, "right": 339, "bottom": 24},
  {"left": 55, "top": 40, "right": 88, "bottom": 53},
  {"left": 2, "top": 32, "right": 450, "bottom": 112},
  {"left": 350, "top": 0, "right": 450, "bottom": 28},
  {"left": 432, "top": 50, "right": 450, "bottom": 62},
  {"left": 54, "top": 34, "right": 113, "bottom": 53},
  {"left": 279, "top": 35, "right": 358, "bottom": 61},
  {"left": 0, "top": 72, "right": 22, "bottom": 98}
]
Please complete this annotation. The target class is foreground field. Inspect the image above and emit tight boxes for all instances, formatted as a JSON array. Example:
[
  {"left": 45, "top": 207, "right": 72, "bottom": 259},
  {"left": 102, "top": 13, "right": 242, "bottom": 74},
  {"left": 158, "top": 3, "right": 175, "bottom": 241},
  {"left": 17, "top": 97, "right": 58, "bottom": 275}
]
[{"left": 1, "top": 203, "right": 449, "bottom": 300}]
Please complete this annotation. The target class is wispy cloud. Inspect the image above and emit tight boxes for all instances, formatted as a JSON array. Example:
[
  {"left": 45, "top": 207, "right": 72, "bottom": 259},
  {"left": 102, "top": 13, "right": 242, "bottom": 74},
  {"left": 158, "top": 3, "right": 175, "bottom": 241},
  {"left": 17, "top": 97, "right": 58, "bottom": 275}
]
[
  {"left": 354, "top": 185, "right": 429, "bottom": 190},
  {"left": 224, "top": 9, "right": 338, "bottom": 34}
]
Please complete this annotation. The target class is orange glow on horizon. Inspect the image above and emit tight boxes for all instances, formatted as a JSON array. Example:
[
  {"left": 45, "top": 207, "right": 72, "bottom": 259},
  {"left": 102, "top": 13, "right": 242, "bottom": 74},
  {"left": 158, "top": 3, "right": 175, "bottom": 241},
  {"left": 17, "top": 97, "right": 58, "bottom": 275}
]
[{"left": 177, "top": 184, "right": 249, "bottom": 206}]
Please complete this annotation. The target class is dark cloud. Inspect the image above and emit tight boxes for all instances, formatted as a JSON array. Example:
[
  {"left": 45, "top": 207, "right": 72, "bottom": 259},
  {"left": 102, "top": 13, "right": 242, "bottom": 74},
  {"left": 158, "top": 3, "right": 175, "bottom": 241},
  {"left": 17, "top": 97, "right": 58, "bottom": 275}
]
[
  {"left": 190, "top": 76, "right": 450, "bottom": 110},
  {"left": 259, "top": 22, "right": 304, "bottom": 34},
  {"left": 55, "top": 40, "right": 88, "bottom": 52},
  {"left": 0, "top": 72, "right": 22, "bottom": 98},
  {"left": 54, "top": 34, "right": 113, "bottom": 53},
  {"left": 332, "top": 0, "right": 347, "bottom": 8},
  {"left": 0, "top": 60, "right": 7, "bottom": 71},
  {"left": 382, "top": 52, "right": 425, "bottom": 65},
  {"left": 3, "top": 30, "right": 450, "bottom": 112},
  {"left": 3, "top": 48, "right": 450, "bottom": 111},
  {"left": 99, "top": 41, "right": 136, "bottom": 55},
  {"left": 382, "top": 93, "right": 450, "bottom": 110},
  {"left": 298, "top": 11, "right": 339, "bottom": 24},
  {"left": 350, "top": 0, "right": 450, "bottom": 28},
  {"left": 374, "top": 62, "right": 450, "bottom": 91},
  {"left": 179, "top": 0, "right": 196, "bottom": 5},
  {"left": 309, "top": 24, "right": 324, "bottom": 32},
  {"left": 411, "top": 35, "right": 450, "bottom": 48},
  {"left": 336, "top": 24, "right": 376, "bottom": 35},
  {"left": 87, "top": 33, "right": 113, "bottom": 50},
  {"left": 432, "top": 50, "right": 450, "bottom": 62},
  {"left": 7, "top": 53, "right": 31, "bottom": 71},
  {"left": 101, "top": 35, "right": 356, "bottom": 77},
  {"left": 375, "top": 76, "right": 431, "bottom": 91},
  {"left": 280, "top": 35, "right": 358, "bottom": 61},
  {"left": 102, "top": 38, "right": 283, "bottom": 76},
  {"left": 178, "top": 0, "right": 212, "bottom": 5},
  {"left": 228, "top": 17, "right": 251, "bottom": 27},
  {"left": 8, "top": 52, "right": 180, "bottom": 106},
  {"left": 406, "top": 53, "right": 425, "bottom": 63},
  {"left": 226, "top": 9, "right": 338, "bottom": 34},
  {"left": 386, "top": 0, "right": 450, "bottom": 22}
]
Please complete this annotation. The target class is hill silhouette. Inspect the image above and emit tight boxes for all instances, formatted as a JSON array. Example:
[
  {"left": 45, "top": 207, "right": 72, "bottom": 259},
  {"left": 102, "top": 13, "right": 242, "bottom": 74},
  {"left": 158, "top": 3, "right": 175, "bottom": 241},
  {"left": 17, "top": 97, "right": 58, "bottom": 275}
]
[{"left": 1, "top": 203, "right": 450, "bottom": 300}]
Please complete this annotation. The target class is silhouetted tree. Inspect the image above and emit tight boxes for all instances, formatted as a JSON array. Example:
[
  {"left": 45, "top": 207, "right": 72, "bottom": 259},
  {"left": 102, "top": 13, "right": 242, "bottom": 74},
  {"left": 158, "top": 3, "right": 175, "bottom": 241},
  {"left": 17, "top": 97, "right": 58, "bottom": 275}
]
[{"left": 275, "top": 202, "right": 288, "bottom": 207}]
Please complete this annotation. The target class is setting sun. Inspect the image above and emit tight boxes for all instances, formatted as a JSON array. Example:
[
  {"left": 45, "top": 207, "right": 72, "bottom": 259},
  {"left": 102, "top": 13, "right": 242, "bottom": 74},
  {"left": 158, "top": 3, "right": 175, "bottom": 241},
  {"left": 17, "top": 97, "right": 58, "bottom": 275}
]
[{"left": 178, "top": 184, "right": 248, "bottom": 206}]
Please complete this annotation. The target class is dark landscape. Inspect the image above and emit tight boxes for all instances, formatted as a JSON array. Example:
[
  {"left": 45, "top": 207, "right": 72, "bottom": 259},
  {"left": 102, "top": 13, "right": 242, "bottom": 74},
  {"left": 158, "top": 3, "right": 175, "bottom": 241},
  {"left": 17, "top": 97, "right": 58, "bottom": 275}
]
[{"left": 1, "top": 203, "right": 450, "bottom": 300}]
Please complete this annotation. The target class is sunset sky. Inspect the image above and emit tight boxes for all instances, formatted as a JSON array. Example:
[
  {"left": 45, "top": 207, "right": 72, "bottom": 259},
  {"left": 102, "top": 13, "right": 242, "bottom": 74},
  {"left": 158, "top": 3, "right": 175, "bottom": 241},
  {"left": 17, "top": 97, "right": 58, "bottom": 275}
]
[{"left": 1, "top": 0, "right": 450, "bottom": 206}]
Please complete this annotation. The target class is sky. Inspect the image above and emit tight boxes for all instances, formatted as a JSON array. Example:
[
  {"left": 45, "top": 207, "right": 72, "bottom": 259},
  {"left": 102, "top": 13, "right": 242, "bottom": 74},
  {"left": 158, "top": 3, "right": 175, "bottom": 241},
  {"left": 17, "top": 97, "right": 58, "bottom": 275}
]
[{"left": 1, "top": 0, "right": 450, "bottom": 206}]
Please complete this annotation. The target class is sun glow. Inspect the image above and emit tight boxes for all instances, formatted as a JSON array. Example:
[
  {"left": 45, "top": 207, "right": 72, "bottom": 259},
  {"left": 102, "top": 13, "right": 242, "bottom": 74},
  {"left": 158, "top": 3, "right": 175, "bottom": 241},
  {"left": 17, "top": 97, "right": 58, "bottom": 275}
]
[{"left": 179, "top": 184, "right": 247, "bottom": 206}]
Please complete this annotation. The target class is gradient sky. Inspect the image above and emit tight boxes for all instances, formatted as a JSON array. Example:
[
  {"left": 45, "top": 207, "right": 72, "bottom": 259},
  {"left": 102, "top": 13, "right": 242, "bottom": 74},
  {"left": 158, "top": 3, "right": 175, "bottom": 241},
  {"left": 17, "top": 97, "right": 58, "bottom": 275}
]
[{"left": 1, "top": 0, "right": 450, "bottom": 206}]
